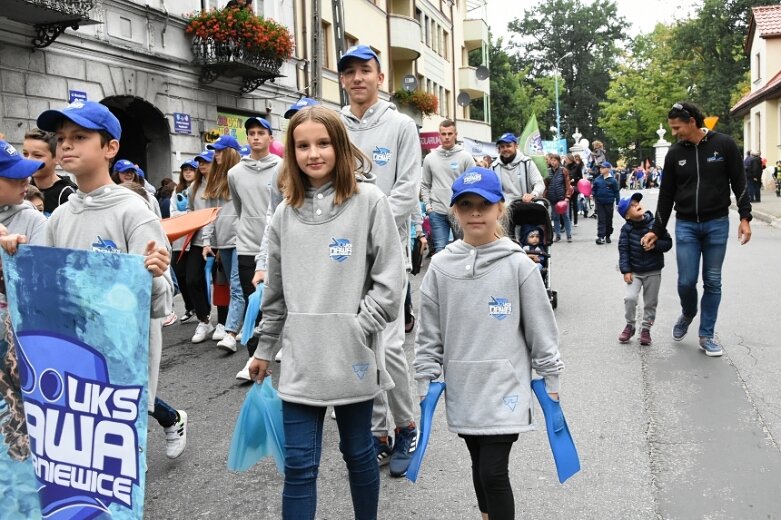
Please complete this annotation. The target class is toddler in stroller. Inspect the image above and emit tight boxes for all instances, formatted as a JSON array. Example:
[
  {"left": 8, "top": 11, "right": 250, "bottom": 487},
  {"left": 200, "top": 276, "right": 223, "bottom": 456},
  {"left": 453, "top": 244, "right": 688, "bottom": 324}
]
[{"left": 520, "top": 227, "right": 548, "bottom": 274}]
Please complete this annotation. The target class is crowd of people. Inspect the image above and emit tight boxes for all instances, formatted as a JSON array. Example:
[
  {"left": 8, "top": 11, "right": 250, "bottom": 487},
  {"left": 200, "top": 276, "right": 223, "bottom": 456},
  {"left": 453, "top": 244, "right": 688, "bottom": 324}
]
[{"left": 0, "top": 41, "right": 755, "bottom": 519}]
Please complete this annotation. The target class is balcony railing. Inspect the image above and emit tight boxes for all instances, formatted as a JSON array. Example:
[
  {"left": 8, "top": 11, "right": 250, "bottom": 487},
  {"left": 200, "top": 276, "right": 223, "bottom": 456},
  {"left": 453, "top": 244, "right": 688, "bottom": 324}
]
[
  {"left": 7, "top": 0, "right": 97, "bottom": 48},
  {"left": 191, "top": 38, "right": 284, "bottom": 94}
]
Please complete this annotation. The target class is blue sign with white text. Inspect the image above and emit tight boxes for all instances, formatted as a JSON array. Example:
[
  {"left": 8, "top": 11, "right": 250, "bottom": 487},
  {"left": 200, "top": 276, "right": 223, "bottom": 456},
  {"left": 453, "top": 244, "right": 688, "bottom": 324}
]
[
  {"left": 174, "top": 113, "right": 192, "bottom": 134},
  {"left": 68, "top": 90, "right": 87, "bottom": 103},
  {"left": 0, "top": 245, "right": 152, "bottom": 519}
]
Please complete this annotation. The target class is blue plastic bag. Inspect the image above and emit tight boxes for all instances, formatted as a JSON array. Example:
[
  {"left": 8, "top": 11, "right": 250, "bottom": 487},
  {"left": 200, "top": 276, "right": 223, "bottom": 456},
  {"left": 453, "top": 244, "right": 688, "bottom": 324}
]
[
  {"left": 204, "top": 255, "right": 214, "bottom": 302},
  {"left": 406, "top": 381, "right": 445, "bottom": 483},
  {"left": 240, "top": 285, "right": 263, "bottom": 345},
  {"left": 227, "top": 378, "right": 286, "bottom": 474}
]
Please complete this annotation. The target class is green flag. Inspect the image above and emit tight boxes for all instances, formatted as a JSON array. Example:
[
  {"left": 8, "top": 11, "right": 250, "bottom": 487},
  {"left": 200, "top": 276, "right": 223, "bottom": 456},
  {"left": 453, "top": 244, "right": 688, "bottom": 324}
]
[{"left": 519, "top": 113, "right": 548, "bottom": 176}]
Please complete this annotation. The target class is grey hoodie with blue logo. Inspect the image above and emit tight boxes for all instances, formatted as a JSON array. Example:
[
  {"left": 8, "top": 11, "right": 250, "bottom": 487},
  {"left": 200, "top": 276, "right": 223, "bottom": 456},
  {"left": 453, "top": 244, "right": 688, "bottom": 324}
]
[
  {"left": 421, "top": 144, "right": 476, "bottom": 215},
  {"left": 254, "top": 173, "right": 404, "bottom": 406},
  {"left": 491, "top": 153, "right": 545, "bottom": 201},
  {"left": 414, "top": 237, "right": 564, "bottom": 435},
  {"left": 340, "top": 100, "right": 421, "bottom": 248},
  {"left": 228, "top": 153, "right": 282, "bottom": 257},
  {"left": 0, "top": 201, "right": 46, "bottom": 245},
  {"left": 45, "top": 184, "right": 173, "bottom": 320}
]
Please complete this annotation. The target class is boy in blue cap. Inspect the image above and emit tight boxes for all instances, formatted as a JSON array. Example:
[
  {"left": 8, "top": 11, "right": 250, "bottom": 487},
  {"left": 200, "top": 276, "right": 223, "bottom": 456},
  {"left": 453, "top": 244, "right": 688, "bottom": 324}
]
[
  {"left": 0, "top": 140, "right": 47, "bottom": 244},
  {"left": 0, "top": 101, "right": 188, "bottom": 459},
  {"left": 617, "top": 193, "right": 672, "bottom": 345},
  {"left": 592, "top": 161, "right": 620, "bottom": 244}
]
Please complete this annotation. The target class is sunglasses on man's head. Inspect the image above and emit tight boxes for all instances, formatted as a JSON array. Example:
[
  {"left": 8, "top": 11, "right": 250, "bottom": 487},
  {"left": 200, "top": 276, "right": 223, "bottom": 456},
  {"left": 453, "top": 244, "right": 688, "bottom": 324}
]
[{"left": 670, "top": 103, "right": 692, "bottom": 120}]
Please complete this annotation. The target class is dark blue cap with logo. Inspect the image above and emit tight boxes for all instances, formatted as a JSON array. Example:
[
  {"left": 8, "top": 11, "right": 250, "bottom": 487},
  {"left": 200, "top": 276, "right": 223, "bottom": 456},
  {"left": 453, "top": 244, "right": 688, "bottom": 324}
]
[
  {"left": 195, "top": 149, "right": 214, "bottom": 163},
  {"left": 207, "top": 135, "right": 241, "bottom": 151},
  {"left": 180, "top": 159, "right": 198, "bottom": 170},
  {"left": 284, "top": 97, "right": 319, "bottom": 119},
  {"left": 37, "top": 100, "right": 122, "bottom": 141},
  {"left": 0, "top": 140, "right": 44, "bottom": 179},
  {"left": 450, "top": 167, "right": 505, "bottom": 206},
  {"left": 338, "top": 45, "right": 380, "bottom": 72},
  {"left": 617, "top": 192, "right": 642, "bottom": 219},
  {"left": 113, "top": 159, "right": 138, "bottom": 174},
  {"left": 601, "top": 161, "right": 613, "bottom": 169},
  {"left": 239, "top": 145, "right": 251, "bottom": 157},
  {"left": 496, "top": 133, "right": 518, "bottom": 145},
  {"left": 244, "top": 116, "right": 272, "bottom": 134}
]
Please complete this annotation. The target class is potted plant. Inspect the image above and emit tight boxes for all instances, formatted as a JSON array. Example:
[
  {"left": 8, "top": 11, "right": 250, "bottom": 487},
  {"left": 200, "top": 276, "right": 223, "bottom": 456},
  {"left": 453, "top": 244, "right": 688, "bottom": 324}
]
[
  {"left": 185, "top": 7, "right": 294, "bottom": 89},
  {"left": 392, "top": 89, "right": 439, "bottom": 121}
]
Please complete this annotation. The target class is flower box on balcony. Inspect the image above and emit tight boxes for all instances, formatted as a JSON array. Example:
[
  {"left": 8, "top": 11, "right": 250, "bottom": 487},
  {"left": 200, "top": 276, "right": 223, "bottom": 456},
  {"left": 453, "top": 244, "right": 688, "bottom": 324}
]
[{"left": 185, "top": 7, "right": 294, "bottom": 93}]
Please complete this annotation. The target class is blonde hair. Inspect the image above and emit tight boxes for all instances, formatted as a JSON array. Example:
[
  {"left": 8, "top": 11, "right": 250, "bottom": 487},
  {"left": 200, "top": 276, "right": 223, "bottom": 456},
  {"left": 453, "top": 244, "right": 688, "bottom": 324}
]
[
  {"left": 592, "top": 140, "right": 604, "bottom": 150},
  {"left": 282, "top": 106, "right": 369, "bottom": 208},
  {"left": 203, "top": 148, "right": 240, "bottom": 200}
]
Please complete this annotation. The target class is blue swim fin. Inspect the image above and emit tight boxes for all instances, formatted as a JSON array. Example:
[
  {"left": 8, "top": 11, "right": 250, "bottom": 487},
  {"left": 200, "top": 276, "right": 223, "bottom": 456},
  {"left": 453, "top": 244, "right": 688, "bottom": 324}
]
[
  {"left": 406, "top": 381, "right": 446, "bottom": 483},
  {"left": 531, "top": 378, "right": 580, "bottom": 483}
]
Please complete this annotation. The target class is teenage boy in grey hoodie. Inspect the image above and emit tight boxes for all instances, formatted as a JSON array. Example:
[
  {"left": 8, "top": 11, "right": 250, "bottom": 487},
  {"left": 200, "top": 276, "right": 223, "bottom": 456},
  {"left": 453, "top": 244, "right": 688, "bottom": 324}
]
[
  {"left": 338, "top": 44, "right": 421, "bottom": 477},
  {"left": 421, "top": 119, "right": 475, "bottom": 252},
  {"left": 0, "top": 101, "right": 187, "bottom": 460},
  {"left": 224, "top": 117, "right": 281, "bottom": 360},
  {"left": 491, "top": 133, "right": 545, "bottom": 203},
  {"left": 0, "top": 141, "right": 47, "bottom": 245}
]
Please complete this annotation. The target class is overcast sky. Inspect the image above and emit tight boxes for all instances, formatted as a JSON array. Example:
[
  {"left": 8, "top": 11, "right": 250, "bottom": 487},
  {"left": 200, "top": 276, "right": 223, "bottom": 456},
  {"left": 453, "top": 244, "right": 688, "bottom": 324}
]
[{"left": 485, "top": 0, "right": 701, "bottom": 42}]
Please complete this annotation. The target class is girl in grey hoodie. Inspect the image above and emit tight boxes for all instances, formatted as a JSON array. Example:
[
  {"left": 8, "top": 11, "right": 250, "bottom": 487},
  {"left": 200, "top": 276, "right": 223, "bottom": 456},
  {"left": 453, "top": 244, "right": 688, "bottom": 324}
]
[
  {"left": 248, "top": 106, "right": 403, "bottom": 520},
  {"left": 414, "top": 167, "right": 565, "bottom": 520}
]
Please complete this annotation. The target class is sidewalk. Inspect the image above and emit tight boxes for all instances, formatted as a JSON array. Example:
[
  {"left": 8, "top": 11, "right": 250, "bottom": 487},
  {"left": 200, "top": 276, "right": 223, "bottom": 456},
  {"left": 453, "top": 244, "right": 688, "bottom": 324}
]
[{"left": 731, "top": 186, "right": 781, "bottom": 226}]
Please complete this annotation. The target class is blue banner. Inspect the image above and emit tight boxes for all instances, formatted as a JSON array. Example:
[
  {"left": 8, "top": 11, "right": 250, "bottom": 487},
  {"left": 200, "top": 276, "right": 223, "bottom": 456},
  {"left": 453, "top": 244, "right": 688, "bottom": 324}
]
[
  {"left": 542, "top": 139, "right": 568, "bottom": 155},
  {"left": 0, "top": 245, "right": 152, "bottom": 519}
]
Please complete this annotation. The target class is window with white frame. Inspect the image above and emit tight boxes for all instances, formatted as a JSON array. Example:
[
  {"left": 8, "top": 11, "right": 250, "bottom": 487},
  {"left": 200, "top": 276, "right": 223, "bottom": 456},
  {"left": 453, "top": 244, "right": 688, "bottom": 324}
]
[{"left": 201, "top": 0, "right": 263, "bottom": 16}]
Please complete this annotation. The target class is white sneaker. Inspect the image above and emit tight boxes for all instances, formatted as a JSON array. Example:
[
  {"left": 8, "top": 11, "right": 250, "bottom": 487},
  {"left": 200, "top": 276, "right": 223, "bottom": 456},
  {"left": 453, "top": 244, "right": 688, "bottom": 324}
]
[
  {"left": 191, "top": 322, "right": 214, "bottom": 343},
  {"left": 212, "top": 323, "right": 226, "bottom": 341},
  {"left": 163, "top": 410, "right": 187, "bottom": 459},
  {"left": 217, "top": 334, "right": 237, "bottom": 353},
  {"left": 235, "top": 357, "right": 253, "bottom": 381},
  {"left": 162, "top": 312, "right": 177, "bottom": 327}
]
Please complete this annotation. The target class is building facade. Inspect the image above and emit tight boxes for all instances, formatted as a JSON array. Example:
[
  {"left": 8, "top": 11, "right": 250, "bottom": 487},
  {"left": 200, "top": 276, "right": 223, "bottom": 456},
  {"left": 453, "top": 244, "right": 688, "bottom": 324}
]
[{"left": 0, "top": 0, "right": 299, "bottom": 187}]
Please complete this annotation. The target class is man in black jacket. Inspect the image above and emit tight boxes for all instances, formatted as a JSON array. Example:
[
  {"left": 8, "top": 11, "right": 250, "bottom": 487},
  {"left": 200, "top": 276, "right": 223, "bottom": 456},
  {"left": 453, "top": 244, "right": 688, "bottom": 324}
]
[
  {"left": 746, "top": 151, "right": 763, "bottom": 202},
  {"left": 642, "top": 102, "right": 752, "bottom": 358}
]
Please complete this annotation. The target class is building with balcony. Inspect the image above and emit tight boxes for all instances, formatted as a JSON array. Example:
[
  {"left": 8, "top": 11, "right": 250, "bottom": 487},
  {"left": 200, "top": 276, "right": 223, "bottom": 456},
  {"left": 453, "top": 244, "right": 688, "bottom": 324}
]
[
  {"left": 0, "top": 0, "right": 300, "bottom": 185},
  {"left": 293, "top": 0, "right": 491, "bottom": 150},
  {"left": 731, "top": 4, "right": 781, "bottom": 162}
]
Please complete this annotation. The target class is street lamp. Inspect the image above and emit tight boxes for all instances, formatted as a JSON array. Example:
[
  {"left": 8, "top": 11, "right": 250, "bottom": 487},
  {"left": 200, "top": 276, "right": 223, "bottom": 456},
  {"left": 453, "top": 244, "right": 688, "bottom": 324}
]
[{"left": 539, "top": 51, "right": 573, "bottom": 149}]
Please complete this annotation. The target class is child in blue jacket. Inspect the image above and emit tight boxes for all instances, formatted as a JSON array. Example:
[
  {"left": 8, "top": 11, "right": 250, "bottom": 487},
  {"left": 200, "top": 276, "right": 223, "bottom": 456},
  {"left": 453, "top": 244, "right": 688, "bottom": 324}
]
[
  {"left": 617, "top": 193, "right": 672, "bottom": 345},
  {"left": 592, "top": 161, "right": 620, "bottom": 244}
]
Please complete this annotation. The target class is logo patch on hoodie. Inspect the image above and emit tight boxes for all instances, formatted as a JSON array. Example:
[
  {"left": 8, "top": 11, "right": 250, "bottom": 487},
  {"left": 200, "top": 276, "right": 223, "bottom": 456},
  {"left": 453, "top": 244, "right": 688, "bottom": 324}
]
[
  {"left": 353, "top": 363, "right": 369, "bottom": 380},
  {"left": 707, "top": 151, "right": 724, "bottom": 163},
  {"left": 373, "top": 147, "right": 391, "bottom": 166},
  {"left": 329, "top": 238, "right": 352, "bottom": 262},
  {"left": 678, "top": 159, "right": 687, "bottom": 167},
  {"left": 92, "top": 236, "right": 120, "bottom": 254},
  {"left": 503, "top": 395, "right": 519, "bottom": 411},
  {"left": 489, "top": 297, "right": 512, "bottom": 320}
]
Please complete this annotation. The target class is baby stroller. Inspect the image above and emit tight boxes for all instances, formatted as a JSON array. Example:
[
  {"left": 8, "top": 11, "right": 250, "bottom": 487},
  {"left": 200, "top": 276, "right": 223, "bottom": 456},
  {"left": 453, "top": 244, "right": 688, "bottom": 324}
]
[{"left": 508, "top": 198, "right": 557, "bottom": 309}]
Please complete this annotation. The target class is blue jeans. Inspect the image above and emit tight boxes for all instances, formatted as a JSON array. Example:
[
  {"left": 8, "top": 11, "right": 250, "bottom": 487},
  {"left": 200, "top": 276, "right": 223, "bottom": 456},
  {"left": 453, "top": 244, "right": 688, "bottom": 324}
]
[
  {"left": 217, "top": 247, "right": 244, "bottom": 334},
  {"left": 675, "top": 217, "right": 729, "bottom": 338},
  {"left": 428, "top": 211, "right": 456, "bottom": 252},
  {"left": 282, "top": 399, "right": 378, "bottom": 520},
  {"left": 552, "top": 201, "right": 572, "bottom": 239}
]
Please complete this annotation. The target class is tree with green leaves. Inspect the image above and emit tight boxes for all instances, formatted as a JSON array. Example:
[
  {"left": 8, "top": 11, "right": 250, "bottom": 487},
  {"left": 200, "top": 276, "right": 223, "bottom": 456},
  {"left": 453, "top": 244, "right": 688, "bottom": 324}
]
[{"left": 506, "top": 0, "right": 628, "bottom": 142}]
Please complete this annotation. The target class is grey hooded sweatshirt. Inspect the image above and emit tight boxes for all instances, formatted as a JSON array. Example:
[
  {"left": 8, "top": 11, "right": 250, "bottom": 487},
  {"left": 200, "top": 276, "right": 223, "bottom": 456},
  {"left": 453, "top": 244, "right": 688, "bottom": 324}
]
[
  {"left": 340, "top": 100, "right": 421, "bottom": 248},
  {"left": 188, "top": 182, "right": 211, "bottom": 247},
  {"left": 45, "top": 184, "right": 172, "bottom": 320},
  {"left": 421, "top": 144, "right": 476, "bottom": 215},
  {"left": 228, "top": 153, "right": 282, "bottom": 256},
  {"left": 0, "top": 201, "right": 46, "bottom": 245},
  {"left": 491, "top": 153, "right": 545, "bottom": 201},
  {"left": 414, "top": 237, "right": 564, "bottom": 435},
  {"left": 255, "top": 173, "right": 404, "bottom": 407},
  {"left": 201, "top": 189, "right": 237, "bottom": 249}
]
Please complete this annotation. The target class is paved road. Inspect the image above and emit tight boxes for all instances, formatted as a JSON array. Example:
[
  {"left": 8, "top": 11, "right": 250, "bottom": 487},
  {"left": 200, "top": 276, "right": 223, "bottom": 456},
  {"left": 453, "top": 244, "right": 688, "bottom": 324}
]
[{"left": 145, "top": 189, "right": 781, "bottom": 519}]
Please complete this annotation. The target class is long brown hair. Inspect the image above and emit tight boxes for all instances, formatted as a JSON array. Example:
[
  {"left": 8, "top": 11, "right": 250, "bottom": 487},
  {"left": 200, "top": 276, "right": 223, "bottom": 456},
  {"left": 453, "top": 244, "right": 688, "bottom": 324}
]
[
  {"left": 190, "top": 160, "right": 208, "bottom": 199},
  {"left": 176, "top": 166, "right": 194, "bottom": 194},
  {"left": 281, "top": 106, "right": 369, "bottom": 208},
  {"left": 203, "top": 148, "right": 240, "bottom": 200}
]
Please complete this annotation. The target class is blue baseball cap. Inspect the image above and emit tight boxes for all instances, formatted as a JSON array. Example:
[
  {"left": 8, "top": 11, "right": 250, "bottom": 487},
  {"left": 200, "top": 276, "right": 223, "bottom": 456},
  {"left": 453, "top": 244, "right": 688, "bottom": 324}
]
[
  {"left": 284, "top": 97, "right": 318, "bottom": 119},
  {"left": 239, "top": 144, "right": 251, "bottom": 157},
  {"left": 450, "top": 167, "right": 504, "bottom": 206},
  {"left": 180, "top": 159, "right": 198, "bottom": 170},
  {"left": 338, "top": 45, "right": 380, "bottom": 72},
  {"left": 617, "top": 192, "right": 642, "bottom": 219},
  {"left": 37, "top": 100, "right": 122, "bottom": 140},
  {"left": 0, "top": 140, "right": 44, "bottom": 179},
  {"left": 195, "top": 149, "right": 214, "bottom": 163},
  {"left": 207, "top": 135, "right": 241, "bottom": 151},
  {"left": 601, "top": 161, "right": 613, "bottom": 169},
  {"left": 496, "top": 133, "right": 518, "bottom": 145},
  {"left": 113, "top": 159, "right": 138, "bottom": 174},
  {"left": 244, "top": 116, "right": 272, "bottom": 134},
  {"left": 136, "top": 166, "right": 145, "bottom": 179}
]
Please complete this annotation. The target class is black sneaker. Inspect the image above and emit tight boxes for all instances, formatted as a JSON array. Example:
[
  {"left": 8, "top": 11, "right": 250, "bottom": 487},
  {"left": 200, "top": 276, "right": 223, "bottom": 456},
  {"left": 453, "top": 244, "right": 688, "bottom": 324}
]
[
  {"left": 595, "top": 237, "right": 606, "bottom": 245},
  {"left": 606, "top": 236, "right": 612, "bottom": 243},
  {"left": 374, "top": 436, "right": 392, "bottom": 466},
  {"left": 389, "top": 425, "right": 418, "bottom": 478},
  {"left": 179, "top": 310, "right": 195, "bottom": 323}
]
